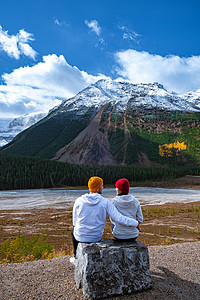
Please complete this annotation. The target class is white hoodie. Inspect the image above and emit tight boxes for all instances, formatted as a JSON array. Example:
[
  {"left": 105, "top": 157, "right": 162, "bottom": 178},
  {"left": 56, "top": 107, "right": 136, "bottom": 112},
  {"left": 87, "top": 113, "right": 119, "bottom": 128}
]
[
  {"left": 111, "top": 194, "right": 143, "bottom": 239},
  {"left": 73, "top": 193, "right": 139, "bottom": 243}
]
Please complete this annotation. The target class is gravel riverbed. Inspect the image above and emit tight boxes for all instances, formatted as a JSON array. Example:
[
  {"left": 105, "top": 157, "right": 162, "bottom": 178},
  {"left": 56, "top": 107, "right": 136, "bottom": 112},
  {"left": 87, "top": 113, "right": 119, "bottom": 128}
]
[{"left": 0, "top": 241, "right": 200, "bottom": 300}]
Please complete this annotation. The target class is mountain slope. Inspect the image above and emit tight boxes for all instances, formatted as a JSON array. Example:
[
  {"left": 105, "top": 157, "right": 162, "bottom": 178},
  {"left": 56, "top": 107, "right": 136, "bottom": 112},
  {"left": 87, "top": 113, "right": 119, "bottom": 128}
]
[
  {"left": 53, "top": 105, "right": 117, "bottom": 165},
  {"left": 1, "top": 79, "right": 200, "bottom": 166}
]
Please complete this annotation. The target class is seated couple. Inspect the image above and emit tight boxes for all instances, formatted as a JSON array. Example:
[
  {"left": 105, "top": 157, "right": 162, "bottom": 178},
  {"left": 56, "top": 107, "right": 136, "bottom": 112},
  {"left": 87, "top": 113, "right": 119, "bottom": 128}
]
[{"left": 71, "top": 176, "right": 143, "bottom": 257}]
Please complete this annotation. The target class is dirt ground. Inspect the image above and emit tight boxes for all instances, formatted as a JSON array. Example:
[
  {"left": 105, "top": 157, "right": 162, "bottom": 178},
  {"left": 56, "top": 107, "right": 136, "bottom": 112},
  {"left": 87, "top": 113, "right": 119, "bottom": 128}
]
[{"left": 0, "top": 199, "right": 199, "bottom": 260}]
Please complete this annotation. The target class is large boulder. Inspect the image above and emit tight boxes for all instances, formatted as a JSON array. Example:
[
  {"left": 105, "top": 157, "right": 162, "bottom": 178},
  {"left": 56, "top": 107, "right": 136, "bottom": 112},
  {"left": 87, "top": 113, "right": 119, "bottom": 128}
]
[{"left": 75, "top": 239, "right": 152, "bottom": 299}]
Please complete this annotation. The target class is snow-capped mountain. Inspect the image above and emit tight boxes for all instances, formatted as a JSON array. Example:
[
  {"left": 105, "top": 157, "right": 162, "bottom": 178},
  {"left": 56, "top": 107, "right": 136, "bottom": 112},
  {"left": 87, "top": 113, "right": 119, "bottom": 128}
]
[
  {"left": 1, "top": 79, "right": 200, "bottom": 167},
  {"left": 0, "top": 112, "right": 47, "bottom": 147},
  {"left": 55, "top": 79, "right": 200, "bottom": 113}
]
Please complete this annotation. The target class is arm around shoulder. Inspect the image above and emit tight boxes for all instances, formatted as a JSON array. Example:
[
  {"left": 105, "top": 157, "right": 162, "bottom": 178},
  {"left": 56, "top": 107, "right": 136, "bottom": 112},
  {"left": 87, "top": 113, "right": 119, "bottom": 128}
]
[{"left": 107, "top": 200, "right": 138, "bottom": 227}]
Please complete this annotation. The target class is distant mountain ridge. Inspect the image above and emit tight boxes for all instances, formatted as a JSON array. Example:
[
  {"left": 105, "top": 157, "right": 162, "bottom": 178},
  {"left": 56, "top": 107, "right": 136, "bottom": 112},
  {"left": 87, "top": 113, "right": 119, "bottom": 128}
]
[
  {"left": 0, "top": 112, "right": 47, "bottom": 147},
  {"left": 1, "top": 79, "right": 200, "bottom": 167}
]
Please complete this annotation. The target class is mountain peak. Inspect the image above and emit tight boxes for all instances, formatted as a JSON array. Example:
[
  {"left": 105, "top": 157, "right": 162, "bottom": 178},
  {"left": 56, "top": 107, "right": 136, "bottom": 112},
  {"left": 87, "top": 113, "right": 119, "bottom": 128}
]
[{"left": 58, "top": 78, "right": 200, "bottom": 113}]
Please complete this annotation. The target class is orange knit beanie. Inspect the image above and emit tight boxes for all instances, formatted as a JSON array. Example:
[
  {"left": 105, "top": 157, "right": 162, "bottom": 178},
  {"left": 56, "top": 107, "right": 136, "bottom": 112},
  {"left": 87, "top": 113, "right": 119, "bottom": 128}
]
[{"left": 88, "top": 176, "right": 103, "bottom": 192}]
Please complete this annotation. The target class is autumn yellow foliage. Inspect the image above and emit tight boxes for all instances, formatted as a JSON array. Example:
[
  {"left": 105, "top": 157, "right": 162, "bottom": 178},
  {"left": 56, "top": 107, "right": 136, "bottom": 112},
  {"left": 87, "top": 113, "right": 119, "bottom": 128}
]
[{"left": 159, "top": 141, "right": 187, "bottom": 157}]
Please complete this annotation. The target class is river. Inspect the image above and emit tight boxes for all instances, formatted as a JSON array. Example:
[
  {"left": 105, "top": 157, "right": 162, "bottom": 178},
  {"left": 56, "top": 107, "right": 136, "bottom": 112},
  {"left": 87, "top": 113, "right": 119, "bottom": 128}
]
[{"left": 0, "top": 187, "right": 200, "bottom": 210}]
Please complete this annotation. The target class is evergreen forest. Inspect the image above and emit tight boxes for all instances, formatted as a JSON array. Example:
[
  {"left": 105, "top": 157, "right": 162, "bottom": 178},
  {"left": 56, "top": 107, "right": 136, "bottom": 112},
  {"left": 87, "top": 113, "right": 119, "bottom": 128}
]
[{"left": 1, "top": 153, "right": 200, "bottom": 190}]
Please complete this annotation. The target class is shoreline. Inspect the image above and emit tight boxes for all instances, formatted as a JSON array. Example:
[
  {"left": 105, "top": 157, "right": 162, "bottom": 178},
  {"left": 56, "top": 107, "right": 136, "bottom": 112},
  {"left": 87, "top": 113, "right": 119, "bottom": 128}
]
[
  {"left": 52, "top": 180, "right": 200, "bottom": 191},
  {"left": 1, "top": 175, "right": 200, "bottom": 192}
]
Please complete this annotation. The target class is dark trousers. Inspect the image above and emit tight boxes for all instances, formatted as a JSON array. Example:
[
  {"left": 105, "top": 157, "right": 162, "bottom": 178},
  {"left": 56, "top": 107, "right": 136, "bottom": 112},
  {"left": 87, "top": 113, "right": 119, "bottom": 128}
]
[
  {"left": 71, "top": 227, "right": 101, "bottom": 257},
  {"left": 114, "top": 237, "right": 137, "bottom": 242},
  {"left": 111, "top": 225, "right": 137, "bottom": 242},
  {"left": 71, "top": 227, "right": 79, "bottom": 257}
]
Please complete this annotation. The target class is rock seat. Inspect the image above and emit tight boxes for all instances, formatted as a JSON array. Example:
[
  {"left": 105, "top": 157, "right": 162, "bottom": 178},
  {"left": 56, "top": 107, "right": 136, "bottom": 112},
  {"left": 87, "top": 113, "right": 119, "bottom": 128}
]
[{"left": 75, "top": 239, "right": 152, "bottom": 299}]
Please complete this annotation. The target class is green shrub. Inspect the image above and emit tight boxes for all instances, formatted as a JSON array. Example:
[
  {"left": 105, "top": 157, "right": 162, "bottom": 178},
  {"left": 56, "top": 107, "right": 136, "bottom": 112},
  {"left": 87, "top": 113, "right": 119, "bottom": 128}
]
[{"left": 0, "top": 232, "right": 54, "bottom": 263}]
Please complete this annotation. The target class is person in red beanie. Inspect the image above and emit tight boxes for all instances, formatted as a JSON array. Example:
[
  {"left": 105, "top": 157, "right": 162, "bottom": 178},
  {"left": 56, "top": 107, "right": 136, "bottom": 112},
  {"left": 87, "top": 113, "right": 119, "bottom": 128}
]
[{"left": 111, "top": 178, "right": 143, "bottom": 241}]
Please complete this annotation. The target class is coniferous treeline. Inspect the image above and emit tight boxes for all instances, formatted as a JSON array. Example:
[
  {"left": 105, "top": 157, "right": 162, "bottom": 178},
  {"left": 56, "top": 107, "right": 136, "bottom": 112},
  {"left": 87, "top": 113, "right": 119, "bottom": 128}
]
[{"left": 0, "top": 153, "right": 200, "bottom": 190}]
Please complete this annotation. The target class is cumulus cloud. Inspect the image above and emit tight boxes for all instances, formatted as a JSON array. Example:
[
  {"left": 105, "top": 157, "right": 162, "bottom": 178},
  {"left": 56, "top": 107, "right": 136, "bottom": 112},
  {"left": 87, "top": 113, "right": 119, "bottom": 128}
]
[
  {"left": 115, "top": 50, "right": 200, "bottom": 93},
  {"left": 85, "top": 20, "right": 101, "bottom": 36},
  {"left": 0, "top": 26, "right": 37, "bottom": 60},
  {"left": 0, "top": 54, "right": 108, "bottom": 118}
]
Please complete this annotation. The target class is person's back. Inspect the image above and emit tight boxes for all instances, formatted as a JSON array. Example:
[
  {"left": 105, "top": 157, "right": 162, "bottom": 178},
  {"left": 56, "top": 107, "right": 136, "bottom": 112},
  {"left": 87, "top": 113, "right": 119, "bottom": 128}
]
[
  {"left": 73, "top": 192, "right": 112, "bottom": 243},
  {"left": 111, "top": 178, "right": 143, "bottom": 240}
]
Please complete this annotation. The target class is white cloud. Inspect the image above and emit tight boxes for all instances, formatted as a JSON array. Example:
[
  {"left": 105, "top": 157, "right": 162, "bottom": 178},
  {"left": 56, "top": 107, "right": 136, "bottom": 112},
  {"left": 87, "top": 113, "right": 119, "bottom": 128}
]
[
  {"left": 0, "top": 26, "right": 19, "bottom": 59},
  {"left": 118, "top": 25, "right": 141, "bottom": 43},
  {"left": 54, "top": 19, "right": 61, "bottom": 26},
  {"left": 115, "top": 50, "right": 200, "bottom": 93},
  {"left": 18, "top": 42, "right": 36, "bottom": 59},
  {"left": 54, "top": 18, "right": 69, "bottom": 28},
  {"left": 85, "top": 20, "right": 101, "bottom": 36},
  {"left": 0, "top": 54, "right": 108, "bottom": 118},
  {"left": 0, "top": 26, "right": 37, "bottom": 60},
  {"left": 85, "top": 20, "right": 105, "bottom": 48},
  {"left": 18, "top": 29, "right": 34, "bottom": 43}
]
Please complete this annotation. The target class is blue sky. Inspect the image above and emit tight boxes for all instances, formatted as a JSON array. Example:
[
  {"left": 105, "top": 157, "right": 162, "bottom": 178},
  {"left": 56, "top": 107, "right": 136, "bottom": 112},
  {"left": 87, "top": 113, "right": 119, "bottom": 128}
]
[{"left": 0, "top": 0, "right": 200, "bottom": 118}]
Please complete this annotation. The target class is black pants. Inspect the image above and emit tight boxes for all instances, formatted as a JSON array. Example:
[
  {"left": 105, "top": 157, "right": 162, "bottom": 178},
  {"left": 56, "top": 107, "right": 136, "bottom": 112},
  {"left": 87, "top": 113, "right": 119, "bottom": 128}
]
[
  {"left": 71, "top": 227, "right": 79, "bottom": 257},
  {"left": 71, "top": 227, "right": 101, "bottom": 257},
  {"left": 111, "top": 225, "right": 137, "bottom": 242},
  {"left": 114, "top": 237, "right": 137, "bottom": 242}
]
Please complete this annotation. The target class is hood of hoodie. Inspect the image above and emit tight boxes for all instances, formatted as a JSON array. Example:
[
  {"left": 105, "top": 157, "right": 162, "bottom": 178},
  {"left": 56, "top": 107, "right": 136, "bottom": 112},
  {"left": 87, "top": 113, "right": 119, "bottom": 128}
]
[
  {"left": 82, "top": 193, "right": 102, "bottom": 206},
  {"left": 112, "top": 194, "right": 136, "bottom": 208}
]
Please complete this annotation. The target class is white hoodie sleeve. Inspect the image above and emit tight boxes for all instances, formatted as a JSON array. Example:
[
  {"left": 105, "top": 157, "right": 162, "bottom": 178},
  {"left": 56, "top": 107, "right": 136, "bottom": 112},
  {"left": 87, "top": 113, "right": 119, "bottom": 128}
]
[
  {"left": 136, "top": 204, "right": 143, "bottom": 223},
  {"left": 73, "top": 198, "right": 79, "bottom": 226},
  {"left": 106, "top": 200, "right": 138, "bottom": 227}
]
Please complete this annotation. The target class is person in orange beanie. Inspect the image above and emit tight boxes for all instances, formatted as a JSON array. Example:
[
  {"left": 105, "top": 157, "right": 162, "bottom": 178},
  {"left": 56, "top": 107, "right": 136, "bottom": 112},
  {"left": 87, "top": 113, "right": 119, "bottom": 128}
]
[{"left": 71, "top": 176, "right": 139, "bottom": 259}]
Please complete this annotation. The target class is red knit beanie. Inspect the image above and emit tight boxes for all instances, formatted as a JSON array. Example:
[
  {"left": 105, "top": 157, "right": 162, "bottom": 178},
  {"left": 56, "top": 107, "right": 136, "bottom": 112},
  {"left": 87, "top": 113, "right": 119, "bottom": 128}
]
[{"left": 115, "top": 178, "right": 130, "bottom": 194}]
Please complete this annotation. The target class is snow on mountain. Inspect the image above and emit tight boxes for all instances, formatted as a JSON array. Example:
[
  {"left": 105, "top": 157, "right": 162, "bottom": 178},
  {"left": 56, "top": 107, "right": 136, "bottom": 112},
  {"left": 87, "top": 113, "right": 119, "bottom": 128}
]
[
  {"left": 180, "top": 89, "right": 200, "bottom": 109},
  {"left": 0, "top": 112, "right": 47, "bottom": 147},
  {"left": 56, "top": 79, "right": 200, "bottom": 114},
  {"left": 0, "top": 118, "right": 13, "bottom": 147}
]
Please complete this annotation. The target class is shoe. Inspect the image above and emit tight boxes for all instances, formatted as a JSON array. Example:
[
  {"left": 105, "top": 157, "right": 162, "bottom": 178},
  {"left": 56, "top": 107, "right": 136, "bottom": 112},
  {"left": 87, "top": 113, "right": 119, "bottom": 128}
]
[{"left": 70, "top": 257, "right": 75, "bottom": 265}]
